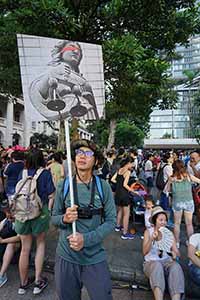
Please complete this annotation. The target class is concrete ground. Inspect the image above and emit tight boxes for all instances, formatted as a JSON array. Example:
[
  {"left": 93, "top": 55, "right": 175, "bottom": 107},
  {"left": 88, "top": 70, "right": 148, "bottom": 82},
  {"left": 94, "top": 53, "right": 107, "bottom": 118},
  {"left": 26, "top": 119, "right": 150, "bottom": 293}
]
[
  {"left": 0, "top": 222, "right": 199, "bottom": 300},
  {"left": 44, "top": 222, "right": 200, "bottom": 299}
]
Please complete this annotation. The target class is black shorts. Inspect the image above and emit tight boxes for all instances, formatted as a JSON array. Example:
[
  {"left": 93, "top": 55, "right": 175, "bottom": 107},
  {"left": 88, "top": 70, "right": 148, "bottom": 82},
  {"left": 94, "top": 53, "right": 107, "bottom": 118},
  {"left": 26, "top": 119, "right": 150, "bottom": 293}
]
[{"left": 115, "top": 196, "right": 131, "bottom": 207}]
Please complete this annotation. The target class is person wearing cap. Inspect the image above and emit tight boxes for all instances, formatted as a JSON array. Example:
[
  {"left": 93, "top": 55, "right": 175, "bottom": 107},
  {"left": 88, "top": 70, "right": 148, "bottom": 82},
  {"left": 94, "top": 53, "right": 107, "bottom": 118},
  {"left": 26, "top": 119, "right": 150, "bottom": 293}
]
[
  {"left": 143, "top": 206, "right": 184, "bottom": 300},
  {"left": 52, "top": 139, "right": 116, "bottom": 300},
  {"left": 188, "top": 232, "right": 200, "bottom": 286}
]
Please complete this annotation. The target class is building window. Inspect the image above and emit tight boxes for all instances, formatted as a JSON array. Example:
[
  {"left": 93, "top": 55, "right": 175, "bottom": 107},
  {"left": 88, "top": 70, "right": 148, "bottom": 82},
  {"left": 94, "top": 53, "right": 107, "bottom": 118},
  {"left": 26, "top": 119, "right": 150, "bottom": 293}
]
[
  {"left": 32, "top": 121, "right": 36, "bottom": 129},
  {"left": 14, "top": 111, "right": 20, "bottom": 122}
]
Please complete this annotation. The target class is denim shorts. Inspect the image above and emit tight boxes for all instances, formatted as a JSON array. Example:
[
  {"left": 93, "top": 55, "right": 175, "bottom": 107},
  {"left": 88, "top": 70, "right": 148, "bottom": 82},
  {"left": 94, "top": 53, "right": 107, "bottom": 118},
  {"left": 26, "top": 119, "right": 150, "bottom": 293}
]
[
  {"left": 172, "top": 200, "right": 194, "bottom": 213},
  {"left": 189, "top": 264, "right": 200, "bottom": 286}
]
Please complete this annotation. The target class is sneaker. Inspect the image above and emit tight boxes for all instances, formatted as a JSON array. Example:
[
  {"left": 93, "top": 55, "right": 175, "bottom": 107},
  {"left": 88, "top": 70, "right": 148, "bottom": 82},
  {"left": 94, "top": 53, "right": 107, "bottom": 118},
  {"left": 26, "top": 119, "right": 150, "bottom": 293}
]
[
  {"left": 18, "top": 277, "right": 35, "bottom": 295},
  {"left": 121, "top": 233, "right": 135, "bottom": 240},
  {"left": 115, "top": 225, "right": 123, "bottom": 232},
  {"left": 33, "top": 277, "right": 48, "bottom": 295},
  {"left": 0, "top": 274, "right": 7, "bottom": 287}
]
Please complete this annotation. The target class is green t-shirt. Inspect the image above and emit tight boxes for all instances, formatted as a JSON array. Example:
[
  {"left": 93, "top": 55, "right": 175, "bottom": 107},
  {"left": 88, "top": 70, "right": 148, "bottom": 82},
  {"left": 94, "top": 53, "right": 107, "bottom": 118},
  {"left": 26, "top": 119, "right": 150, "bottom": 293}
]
[{"left": 51, "top": 178, "right": 116, "bottom": 265}]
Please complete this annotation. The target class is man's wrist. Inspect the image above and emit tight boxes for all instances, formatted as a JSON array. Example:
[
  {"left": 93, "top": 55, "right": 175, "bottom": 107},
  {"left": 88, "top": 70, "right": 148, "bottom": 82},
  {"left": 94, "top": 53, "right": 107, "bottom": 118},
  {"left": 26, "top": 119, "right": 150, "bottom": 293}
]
[{"left": 62, "top": 216, "right": 69, "bottom": 224}]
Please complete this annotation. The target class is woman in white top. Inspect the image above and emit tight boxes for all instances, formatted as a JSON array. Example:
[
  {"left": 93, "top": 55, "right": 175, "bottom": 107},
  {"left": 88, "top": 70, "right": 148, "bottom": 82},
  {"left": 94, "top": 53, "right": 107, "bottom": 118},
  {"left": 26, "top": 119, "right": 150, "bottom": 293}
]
[{"left": 143, "top": 206, "right": 184, "bottom": 300}]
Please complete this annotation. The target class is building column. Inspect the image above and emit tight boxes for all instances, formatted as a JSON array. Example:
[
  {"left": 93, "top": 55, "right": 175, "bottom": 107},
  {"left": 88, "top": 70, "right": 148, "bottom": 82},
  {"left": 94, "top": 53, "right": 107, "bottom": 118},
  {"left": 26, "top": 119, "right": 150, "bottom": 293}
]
[
  {"left": 6, "top": 99, "right": 14, "bottom": 146},
  {"left": 24, "top": 114, "right": 32, "bottom": 147}
]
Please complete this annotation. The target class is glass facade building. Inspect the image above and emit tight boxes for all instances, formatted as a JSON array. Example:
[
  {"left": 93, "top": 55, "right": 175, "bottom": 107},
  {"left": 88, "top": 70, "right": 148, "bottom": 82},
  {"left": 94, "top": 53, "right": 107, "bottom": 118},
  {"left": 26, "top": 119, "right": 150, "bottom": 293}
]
[{"left": 149, "top": 35, "right": 200, "bottom": 139}]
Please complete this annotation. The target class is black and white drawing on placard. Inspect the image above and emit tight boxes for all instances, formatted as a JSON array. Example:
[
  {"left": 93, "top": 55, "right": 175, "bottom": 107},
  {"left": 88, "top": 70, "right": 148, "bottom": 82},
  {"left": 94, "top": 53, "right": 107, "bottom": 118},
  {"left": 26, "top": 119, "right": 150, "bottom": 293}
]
[{"left": 17, "top": 34, "right": 105, "bottom": 121}]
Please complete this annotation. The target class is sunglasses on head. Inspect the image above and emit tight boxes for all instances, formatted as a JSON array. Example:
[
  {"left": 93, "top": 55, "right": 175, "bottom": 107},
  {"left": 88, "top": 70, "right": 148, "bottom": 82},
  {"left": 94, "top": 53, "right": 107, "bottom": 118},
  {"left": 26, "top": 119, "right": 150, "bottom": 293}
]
[{"left": 75, "top": 149, "right": 94, "bottom": 157}]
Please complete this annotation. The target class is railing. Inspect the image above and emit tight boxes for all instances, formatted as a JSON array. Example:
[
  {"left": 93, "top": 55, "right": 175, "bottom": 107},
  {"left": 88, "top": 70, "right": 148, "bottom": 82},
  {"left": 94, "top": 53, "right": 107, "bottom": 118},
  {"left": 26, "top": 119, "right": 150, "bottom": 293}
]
[
  {"left": 0, "top": 117, "right": 6, "bottom": 125},
  {"left": 13, "top": 121, "right": 23, "bottom": 130}
]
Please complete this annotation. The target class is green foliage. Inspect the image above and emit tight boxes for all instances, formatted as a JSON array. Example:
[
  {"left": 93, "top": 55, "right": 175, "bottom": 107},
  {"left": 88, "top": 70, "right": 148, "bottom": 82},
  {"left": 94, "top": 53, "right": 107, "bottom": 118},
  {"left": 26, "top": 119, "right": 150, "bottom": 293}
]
[
  {"left": 115, "top": 120, "right": 144, "bottom": 148},
  {"left": 30, "top": 132, "right": 58, "bottom": 148},
  {"left": 104, "top": 34, "right": 178, "bottom": 126},
  {"left": 0, "top": 0, "right": 198, "bottom": 97},
  {"left": 161, "top": 132, "right": 172, "bottom": 139},
  {"left": 0, "top": 0, "right": 198, "bottom": 144},
  {"left": 0, "top": 0, "right": 80, "bottom": 96},
  {"left": 88, "top": 118, "right": 144, "bottom": 147},
  {"left": 87, "top": 120, "right": 109, "bottom": 147}
]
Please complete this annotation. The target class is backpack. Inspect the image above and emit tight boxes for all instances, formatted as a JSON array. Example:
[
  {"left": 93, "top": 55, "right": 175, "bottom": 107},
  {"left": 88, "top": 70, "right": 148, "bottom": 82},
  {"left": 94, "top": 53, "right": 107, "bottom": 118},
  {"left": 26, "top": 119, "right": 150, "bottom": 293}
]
[
  {"left": 156, "top": 164, "right": 167, "bottom": 191},
  {"left": 11, "top": 168, "right": 44, "bottom": 223}
]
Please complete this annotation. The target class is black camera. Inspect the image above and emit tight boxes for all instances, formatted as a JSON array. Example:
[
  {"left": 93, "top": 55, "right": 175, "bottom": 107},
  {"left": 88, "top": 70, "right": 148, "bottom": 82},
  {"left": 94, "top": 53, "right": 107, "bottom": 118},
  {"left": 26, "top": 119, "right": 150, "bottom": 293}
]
[{"left": 77, "top": 206, "right": 93, "bottom": 219}]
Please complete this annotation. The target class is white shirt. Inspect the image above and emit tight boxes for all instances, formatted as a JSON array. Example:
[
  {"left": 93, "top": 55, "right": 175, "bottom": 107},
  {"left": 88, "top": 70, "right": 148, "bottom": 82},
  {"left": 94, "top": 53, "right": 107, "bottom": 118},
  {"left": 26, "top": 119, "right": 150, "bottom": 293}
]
[
  {"left": 187, "top": 161, "right": 200, "bottom": 176},
  {"left": 189, "top": 233, "right": 200, "bottom": 251},
  {"left": 189, "top": 233, "right": 200, "bottom": 265},
  {"left": 163, "top": 164, "right": 173, "bottom": 183},
  {"left": 144, "top": 209, "right": 152, "bottom": 229},
  {"left": 144, "top": 160, "right": 153, "bottom": 178}
]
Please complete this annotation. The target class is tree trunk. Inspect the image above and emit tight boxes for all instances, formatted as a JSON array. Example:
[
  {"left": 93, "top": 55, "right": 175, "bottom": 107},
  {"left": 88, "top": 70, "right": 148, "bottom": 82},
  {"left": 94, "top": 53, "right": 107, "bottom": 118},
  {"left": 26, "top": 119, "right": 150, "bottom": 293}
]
[
  {"left": 71, "top": 118, "right": 80, "bottom": 141},
  {"left": 57, "top": 119, "right": 65, "bottom": 151},
  {"left": 107, "top": 119, "right": 117, "bottom": 150}
]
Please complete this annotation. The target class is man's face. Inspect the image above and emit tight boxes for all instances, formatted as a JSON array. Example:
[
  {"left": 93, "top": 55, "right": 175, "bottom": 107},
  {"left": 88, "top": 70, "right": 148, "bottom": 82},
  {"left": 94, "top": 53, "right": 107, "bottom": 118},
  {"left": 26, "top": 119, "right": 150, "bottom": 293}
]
[
  {"left": 75, "top": 146, "right": 96, "bottom": 171},
  {"left": 190, "top": 152, "right": 200, "bottom": 165}
]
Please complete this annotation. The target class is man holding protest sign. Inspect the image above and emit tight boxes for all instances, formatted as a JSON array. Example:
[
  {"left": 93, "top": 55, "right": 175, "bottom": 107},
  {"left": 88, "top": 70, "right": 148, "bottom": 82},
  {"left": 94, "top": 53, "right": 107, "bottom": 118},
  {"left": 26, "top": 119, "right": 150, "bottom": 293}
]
[{"left": 52, "top": 139, "right": 116, "bottom": 300}]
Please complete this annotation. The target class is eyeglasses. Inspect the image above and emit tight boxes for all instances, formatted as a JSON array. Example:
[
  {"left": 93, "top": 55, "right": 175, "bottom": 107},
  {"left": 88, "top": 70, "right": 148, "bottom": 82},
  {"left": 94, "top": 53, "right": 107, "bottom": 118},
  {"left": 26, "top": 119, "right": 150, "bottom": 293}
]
[{"left": 75, "top": 149, "right": 94, "bottom": 157}]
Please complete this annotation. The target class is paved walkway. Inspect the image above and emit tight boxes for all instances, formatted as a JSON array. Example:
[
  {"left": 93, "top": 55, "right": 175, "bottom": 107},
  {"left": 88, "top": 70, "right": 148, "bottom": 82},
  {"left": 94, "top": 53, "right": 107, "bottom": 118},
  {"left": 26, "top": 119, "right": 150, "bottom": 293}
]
[{"left": 46, "top": 223, "right": 200, "bottom": 299}]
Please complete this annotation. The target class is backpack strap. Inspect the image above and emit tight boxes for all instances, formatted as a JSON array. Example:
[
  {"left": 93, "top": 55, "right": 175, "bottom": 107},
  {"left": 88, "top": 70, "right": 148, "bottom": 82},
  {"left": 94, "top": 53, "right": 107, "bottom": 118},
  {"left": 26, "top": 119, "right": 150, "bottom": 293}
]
[
  {"left": 94, "top": 175, "right": 104, "bottom": 204},
  {"left": 22, "top": 169, "right": 28, "bottom": 180},
  {"left": 63, "top": 177, "right": 70, "bottom": 200},
  {"left": 161, "top": 163, "right": 168, "bottom": 170},
  {"left": 33, "top": 168, "right": 44, "bottom": 180},
  {"left": 63, "top": 175, "right": 104, "bottom": 204}
]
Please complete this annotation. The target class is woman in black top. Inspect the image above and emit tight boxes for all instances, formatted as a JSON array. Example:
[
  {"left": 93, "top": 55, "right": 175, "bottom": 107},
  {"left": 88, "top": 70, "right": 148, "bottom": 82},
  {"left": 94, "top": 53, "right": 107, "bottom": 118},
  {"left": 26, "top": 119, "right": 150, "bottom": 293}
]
[{"left": 111, "top": 156, "right": 135, "bottom": 240}]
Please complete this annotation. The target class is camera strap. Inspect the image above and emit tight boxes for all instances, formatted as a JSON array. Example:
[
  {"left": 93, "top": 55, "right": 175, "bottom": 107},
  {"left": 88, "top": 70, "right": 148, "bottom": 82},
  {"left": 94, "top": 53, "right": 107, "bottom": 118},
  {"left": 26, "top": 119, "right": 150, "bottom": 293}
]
[{"left": 73, "top": 176, "right": 103, "bottom": 216}]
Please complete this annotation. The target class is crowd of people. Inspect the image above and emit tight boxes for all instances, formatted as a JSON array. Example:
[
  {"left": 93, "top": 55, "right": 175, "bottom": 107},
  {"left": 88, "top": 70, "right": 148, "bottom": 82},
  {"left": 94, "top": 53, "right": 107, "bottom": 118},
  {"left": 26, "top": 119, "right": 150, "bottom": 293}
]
[{"left": 0, "top": 141, "right": 199, "bottom": 299}]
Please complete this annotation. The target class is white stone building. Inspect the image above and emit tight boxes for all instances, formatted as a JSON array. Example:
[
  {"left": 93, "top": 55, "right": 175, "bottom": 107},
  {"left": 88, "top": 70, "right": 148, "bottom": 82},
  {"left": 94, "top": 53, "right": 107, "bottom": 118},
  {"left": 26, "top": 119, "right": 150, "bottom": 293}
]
[
  {"left": 0, "top": 93, "right": 93, "bottom": 147},
  {"left": 0, "top": 93, "right": 29, "bottom": 146}
]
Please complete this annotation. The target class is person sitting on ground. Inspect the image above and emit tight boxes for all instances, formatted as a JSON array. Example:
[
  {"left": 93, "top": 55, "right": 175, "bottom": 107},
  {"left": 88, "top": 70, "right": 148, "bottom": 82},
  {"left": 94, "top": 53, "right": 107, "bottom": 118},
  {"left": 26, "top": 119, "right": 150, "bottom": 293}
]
[
  {"left": 0, "top": 209, "right": 20, "bottom": 288},
  {"left": 143, "top": 206, "right": 184, "bottom": 300},
  {"left": 188, "top": 232, "right": 200, "bottom": 286}
]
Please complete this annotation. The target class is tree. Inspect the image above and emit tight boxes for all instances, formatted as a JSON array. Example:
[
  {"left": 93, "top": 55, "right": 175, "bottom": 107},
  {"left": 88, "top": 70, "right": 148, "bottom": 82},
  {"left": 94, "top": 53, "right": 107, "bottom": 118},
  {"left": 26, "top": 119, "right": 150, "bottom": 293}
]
[
  {"left": 0, "top": 0, "right": 198, "bottom": 147},
  {"left": 30, "top": 132, "right": 58, "bottom": 149},
  {"left": 161, "top": 132, "right": 172, "bottom": 139},
  {"left": 115, "top": 120, "right": 144, "bottom": 148},
  {"left": 103, "top": 34, "right": 178, "bottom": 148},
  {"left": 0, "top": 0, "right": 198, "bottom": 96}
]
